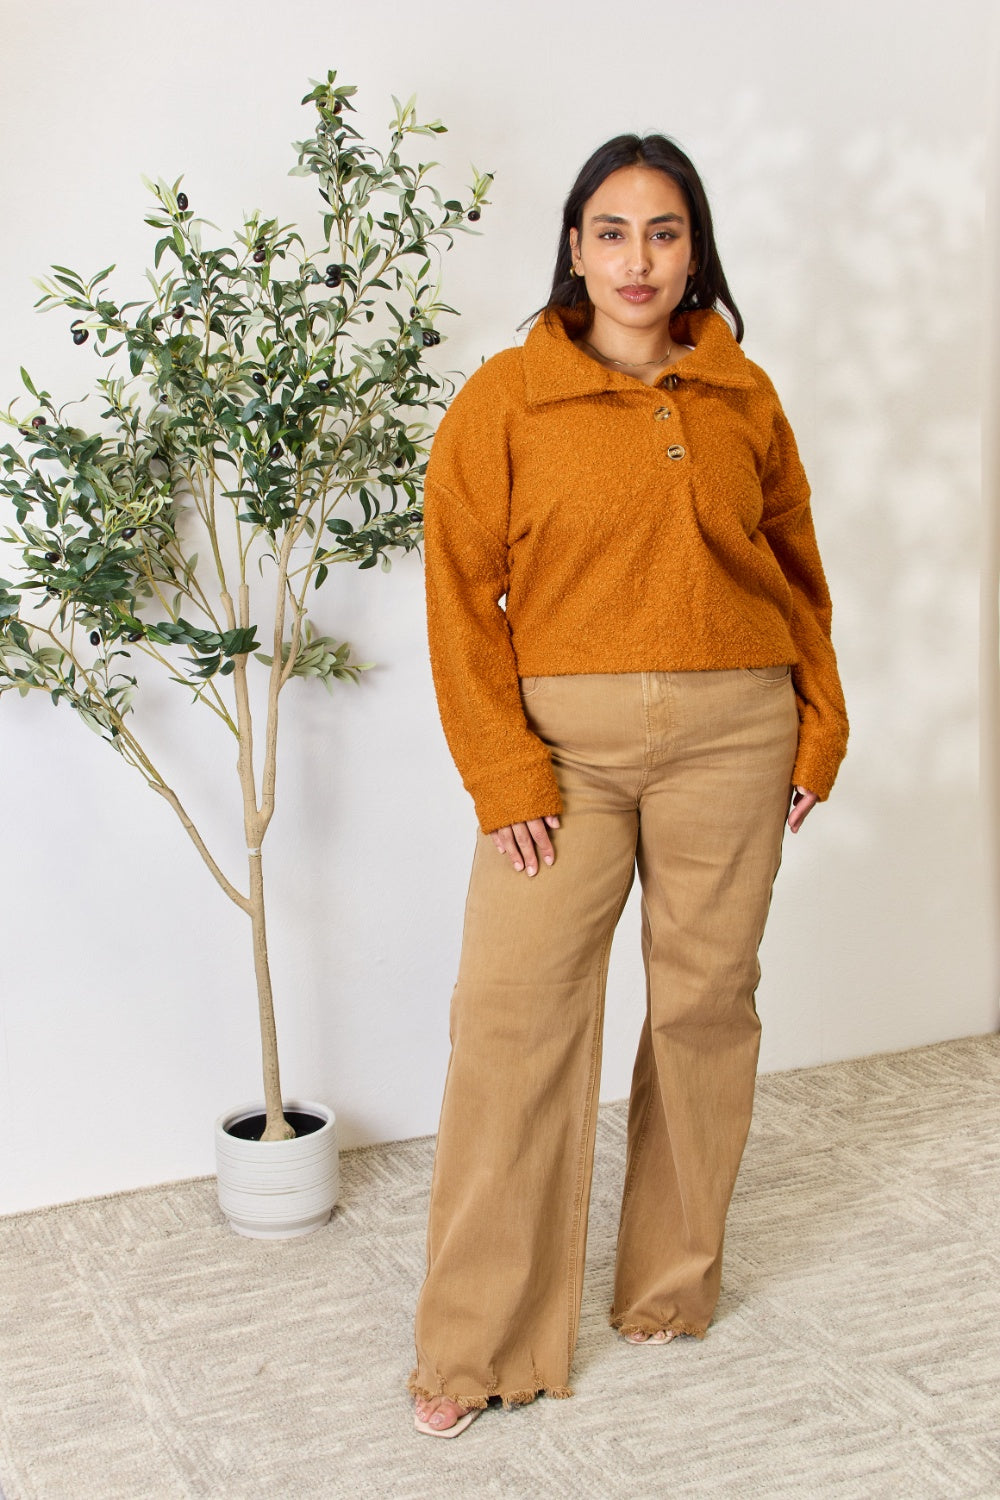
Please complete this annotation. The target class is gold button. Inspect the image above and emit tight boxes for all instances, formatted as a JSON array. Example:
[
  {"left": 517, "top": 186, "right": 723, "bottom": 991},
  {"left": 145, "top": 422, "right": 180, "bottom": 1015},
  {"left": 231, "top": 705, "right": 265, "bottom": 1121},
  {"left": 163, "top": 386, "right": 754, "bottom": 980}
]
[
  {"left": 653, "top": 407, "right": 671, "bottom": 420},
  {"left": 664, "top": 374, "right": 679, "bottom": 391},
  {"left": 667, "top": 444, "right": 685, "bottom": 460}
]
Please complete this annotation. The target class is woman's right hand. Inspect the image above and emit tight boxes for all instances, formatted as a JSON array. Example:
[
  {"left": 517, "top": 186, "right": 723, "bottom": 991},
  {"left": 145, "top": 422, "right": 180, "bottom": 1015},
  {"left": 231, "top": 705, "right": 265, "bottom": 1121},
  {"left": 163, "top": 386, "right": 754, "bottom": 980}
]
[{"left": 490, "top": 816, "right": 561, "bottom": 876}]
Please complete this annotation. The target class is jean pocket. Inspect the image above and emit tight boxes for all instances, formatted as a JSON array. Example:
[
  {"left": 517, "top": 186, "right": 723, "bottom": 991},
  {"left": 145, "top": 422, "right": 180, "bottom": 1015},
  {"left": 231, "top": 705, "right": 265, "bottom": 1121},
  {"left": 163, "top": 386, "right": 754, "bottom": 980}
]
[{"left": 742, "top": 663, "right": 792, "bottom": 684}]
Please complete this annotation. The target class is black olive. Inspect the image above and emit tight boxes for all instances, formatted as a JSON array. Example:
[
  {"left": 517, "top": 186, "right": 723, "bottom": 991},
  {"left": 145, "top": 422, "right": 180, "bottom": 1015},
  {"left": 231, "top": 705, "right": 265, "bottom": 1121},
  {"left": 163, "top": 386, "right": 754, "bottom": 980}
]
[
  {"left": 72, "top": 325, "right": 89, "bottom": 345},
  {"left": 422, "top": 330, "right": 441, "bottom": 347},
  {"left": 252, "top": 372, "right": 267, "bottom": 386},
  {"left": 268, "top": 442, "right": 283, "bottom": 459},
  {"left": 177, "top": 192, "right": 189, "bottom": 210},
  {"left": 45, "top": 551, "right": 60, "bottom": 563},
  {"left": 90, "top": 630, "right": 101, "bottom": 646},
  {"left": 317, "top": 379, "right": 331, "bottom": 392},
  {"left": 325, "top": 264, "right": 342, "bottom": 285},
  {"left": 122, "top": 527, "right": 136, "bottom": 540},
  {"left": 47, "top": 585, "right": 60, "bottom": 596},
  {"left": 255, "top": 238, "right": 265, "bottom": 250},
  {"left": 332, "top": 100, "right": 343, "bottom": 115},
  {"left": 468, "top": 208, "right": 481, "bottom": 222},
  {"left": 253, "top": 248, "right": 266, "bottom": 263},
  {"left": 172, "top": 306, "right": 184, "bottom": 320},
  {"left": 127, "top": 631, "right": 142, "bottom": 642},
  {"left": 410, "top": 306, "right": 419, "bottom": 318},
  {"left": 31, "top": 416, "right": 45, "bottom": 428}
]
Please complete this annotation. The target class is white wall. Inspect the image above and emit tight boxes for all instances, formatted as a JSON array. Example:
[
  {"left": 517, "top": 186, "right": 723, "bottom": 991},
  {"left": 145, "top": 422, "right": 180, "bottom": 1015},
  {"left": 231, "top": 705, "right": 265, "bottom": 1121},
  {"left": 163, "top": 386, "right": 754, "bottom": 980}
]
[{"left": 1, "top": 0, "right": 996, "bottom": 1214}]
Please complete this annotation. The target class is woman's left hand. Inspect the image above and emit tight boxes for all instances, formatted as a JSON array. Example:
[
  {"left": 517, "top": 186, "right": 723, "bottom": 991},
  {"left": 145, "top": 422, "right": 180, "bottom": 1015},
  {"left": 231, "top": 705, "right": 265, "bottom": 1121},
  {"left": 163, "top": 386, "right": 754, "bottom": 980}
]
[{"left": 787, "top": 786, "right": 818, "bottom": 834}]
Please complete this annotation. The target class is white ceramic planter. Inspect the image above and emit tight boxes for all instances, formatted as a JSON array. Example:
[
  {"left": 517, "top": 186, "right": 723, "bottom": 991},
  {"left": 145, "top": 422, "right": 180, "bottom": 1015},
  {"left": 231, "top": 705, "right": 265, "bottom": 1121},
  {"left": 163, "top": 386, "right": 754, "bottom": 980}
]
[{"left": 215, "top": 1099, "right": 339, "bottom": 1239}]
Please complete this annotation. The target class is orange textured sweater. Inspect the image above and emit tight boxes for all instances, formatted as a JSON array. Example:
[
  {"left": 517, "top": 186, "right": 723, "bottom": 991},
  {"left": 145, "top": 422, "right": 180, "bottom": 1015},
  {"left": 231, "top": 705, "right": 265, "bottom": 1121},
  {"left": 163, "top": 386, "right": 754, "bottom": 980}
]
[{"left": 424, "top": 304, "right": 848, "bottom": 833}]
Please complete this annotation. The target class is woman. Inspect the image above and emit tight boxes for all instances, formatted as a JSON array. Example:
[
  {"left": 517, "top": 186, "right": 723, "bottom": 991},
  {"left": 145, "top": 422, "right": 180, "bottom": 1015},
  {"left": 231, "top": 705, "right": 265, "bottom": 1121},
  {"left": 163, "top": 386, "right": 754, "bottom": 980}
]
[{"left": 410, "top": 133, "right": 848, "bottom": 1438}]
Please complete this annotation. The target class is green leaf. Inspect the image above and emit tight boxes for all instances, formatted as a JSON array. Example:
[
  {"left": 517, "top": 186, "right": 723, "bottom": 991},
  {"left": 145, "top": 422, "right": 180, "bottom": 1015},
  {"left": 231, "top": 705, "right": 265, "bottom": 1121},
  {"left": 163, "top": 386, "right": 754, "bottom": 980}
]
[
  {"left": 219, "top": 626, "right": 259, "bottom": 657},
  {"left": 0, "top": 582, "right": 22, "bottom": 620},
  {"left": 190, "top": 654, "right": 221, "bottom": 679}
]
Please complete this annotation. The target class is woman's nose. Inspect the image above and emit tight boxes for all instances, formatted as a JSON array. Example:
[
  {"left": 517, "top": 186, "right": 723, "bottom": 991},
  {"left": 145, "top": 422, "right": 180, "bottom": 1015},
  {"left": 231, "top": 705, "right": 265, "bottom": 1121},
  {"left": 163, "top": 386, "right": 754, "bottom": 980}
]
[{"left": 626, "top": 239, "right": 651, "bottom": 275}]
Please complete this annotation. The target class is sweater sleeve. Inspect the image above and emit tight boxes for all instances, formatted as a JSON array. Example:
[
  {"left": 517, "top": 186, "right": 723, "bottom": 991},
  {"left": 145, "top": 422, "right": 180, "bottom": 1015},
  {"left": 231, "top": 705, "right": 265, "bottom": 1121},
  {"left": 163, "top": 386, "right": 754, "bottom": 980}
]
[
  {"left": 423, "top": 362, "right": 563, "bottom": 832},
  {"left": 757, "top": 403, "right": 849, "bottom": 800}
]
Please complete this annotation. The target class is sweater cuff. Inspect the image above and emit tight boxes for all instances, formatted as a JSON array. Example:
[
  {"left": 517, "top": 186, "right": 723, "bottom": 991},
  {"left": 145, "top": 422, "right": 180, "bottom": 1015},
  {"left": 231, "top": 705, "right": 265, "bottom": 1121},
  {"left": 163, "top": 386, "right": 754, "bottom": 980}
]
[
  {"left": 466, "top": 757, "right": 564, "bottom": 835},
  {"left": 791, "top": 741, "right": 840, "bottom": 802}
]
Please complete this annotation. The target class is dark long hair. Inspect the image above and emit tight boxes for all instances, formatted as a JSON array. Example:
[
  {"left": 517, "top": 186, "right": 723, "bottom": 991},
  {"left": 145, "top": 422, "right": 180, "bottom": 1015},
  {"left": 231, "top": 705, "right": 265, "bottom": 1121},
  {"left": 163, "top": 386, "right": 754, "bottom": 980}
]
[{"left": 543, "top": 133, "right": 744, "bottom": 343}]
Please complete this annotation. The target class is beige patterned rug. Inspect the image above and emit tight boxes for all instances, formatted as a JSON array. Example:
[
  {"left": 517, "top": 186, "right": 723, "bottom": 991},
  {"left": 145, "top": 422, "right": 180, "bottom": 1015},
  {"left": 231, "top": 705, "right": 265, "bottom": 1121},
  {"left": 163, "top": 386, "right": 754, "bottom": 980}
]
[{"left": 1, "top": 1035, "right": 998, "bottom": 1500}]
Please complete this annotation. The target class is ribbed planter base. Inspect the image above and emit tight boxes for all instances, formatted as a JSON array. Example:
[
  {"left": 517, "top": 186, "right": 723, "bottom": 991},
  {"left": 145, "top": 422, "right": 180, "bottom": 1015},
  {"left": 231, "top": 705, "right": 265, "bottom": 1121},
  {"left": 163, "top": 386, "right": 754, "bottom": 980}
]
[{"left": 215, "top": 1099, "right": 339, "bottom": 1239}]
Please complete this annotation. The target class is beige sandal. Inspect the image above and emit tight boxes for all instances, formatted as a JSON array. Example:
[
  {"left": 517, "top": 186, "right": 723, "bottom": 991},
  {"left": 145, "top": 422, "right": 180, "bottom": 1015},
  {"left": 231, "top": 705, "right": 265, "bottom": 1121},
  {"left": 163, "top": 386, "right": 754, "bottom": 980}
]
[{"left": 414, "top": 1405, "right": 482, "bottom": 1438}]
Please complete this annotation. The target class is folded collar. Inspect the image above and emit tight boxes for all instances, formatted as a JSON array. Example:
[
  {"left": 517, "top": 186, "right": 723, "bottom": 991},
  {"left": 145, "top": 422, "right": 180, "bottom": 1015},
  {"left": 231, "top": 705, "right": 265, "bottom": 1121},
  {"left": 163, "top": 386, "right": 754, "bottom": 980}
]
[{"left": 521, "top": 303, "right": 757, "bottom": 406}]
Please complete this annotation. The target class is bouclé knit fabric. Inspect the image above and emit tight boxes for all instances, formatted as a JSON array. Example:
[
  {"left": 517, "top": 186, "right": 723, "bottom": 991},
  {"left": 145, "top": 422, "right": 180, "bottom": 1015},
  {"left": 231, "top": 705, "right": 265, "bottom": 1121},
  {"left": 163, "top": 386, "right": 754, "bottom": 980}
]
[{"left": 424, "top": 304, "right": 848, "bottom": 833}]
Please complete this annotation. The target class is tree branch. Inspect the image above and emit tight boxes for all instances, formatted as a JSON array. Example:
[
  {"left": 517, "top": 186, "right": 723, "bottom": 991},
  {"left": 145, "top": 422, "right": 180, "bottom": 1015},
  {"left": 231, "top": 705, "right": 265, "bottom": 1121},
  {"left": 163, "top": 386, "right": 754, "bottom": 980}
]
[{"left": 149, "top": 782, "right": 250, "bottom": 912}]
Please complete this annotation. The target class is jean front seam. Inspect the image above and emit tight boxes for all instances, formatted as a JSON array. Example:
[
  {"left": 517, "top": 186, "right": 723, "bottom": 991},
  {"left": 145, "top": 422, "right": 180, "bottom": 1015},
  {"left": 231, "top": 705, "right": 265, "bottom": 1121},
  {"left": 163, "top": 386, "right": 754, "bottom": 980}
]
[
  {"left": 614, "top": 955, "right": 657, "bottom": 1239},
  {"left": 637, "top": 672, "right": 653, "bottom": 796},
  {"left": 423, "top": 830, "right": 488, "bottom": 1269},
  {"left": 563, "top": 858, "right": 637, "bottom": 1370}
]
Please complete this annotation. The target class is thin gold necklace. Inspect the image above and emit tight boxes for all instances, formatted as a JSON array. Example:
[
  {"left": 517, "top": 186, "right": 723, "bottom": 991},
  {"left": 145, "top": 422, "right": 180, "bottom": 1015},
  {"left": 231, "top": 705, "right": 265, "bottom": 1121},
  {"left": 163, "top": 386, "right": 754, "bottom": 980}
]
[{"left": 582, "top": 337, "right": 673, "bottom": 369}]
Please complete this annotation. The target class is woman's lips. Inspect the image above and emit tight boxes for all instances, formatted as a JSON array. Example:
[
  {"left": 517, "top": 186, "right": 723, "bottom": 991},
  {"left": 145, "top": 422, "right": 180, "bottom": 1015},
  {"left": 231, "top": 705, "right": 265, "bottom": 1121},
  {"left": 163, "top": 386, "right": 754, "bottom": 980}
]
[{"left": 618, "top": 284, "right": 657, "bottom": 304}]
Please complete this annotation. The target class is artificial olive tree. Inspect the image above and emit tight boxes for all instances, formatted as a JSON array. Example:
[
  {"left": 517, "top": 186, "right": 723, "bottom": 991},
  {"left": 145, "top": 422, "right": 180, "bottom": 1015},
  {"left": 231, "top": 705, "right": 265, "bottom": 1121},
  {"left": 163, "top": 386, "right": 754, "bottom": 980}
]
[{"left": 0, "top": 72, "right": 490, "bottom": 1140}]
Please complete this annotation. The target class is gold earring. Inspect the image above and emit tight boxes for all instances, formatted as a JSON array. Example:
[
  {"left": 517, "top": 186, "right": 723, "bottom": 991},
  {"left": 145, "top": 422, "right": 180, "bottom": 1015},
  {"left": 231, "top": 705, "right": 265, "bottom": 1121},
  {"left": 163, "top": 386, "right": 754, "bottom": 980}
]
[{"left": 570, "top": 263, "right": 581, "bottom": 278}]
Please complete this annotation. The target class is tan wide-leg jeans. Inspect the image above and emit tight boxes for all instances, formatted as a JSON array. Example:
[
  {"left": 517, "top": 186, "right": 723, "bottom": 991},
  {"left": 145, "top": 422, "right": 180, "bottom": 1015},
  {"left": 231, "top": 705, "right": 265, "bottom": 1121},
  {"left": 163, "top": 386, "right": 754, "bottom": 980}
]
[{"left": 410, "top": 668, "right": 799, "bottom": 1409}]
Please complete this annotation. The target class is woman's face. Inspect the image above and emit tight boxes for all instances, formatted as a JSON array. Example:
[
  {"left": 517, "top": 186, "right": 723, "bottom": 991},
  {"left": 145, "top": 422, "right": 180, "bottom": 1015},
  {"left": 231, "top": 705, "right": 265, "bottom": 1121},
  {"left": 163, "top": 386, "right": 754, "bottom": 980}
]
[{"left": 569, "top": 166, "right": 697, "bottom": 337}]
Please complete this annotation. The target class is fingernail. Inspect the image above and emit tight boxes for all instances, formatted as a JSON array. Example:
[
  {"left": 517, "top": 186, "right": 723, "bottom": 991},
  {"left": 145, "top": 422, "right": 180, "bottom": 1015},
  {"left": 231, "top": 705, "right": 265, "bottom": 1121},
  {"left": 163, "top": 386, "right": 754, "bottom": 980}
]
[
  {"left": 513, "top": 861, "right": 523, "bottom": 871},
  {"left": 544, "top": 855, "right": 554, "bottom": 865},
  {"left": 527, "top": 866, "right": 536, "bottom": 877}
]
